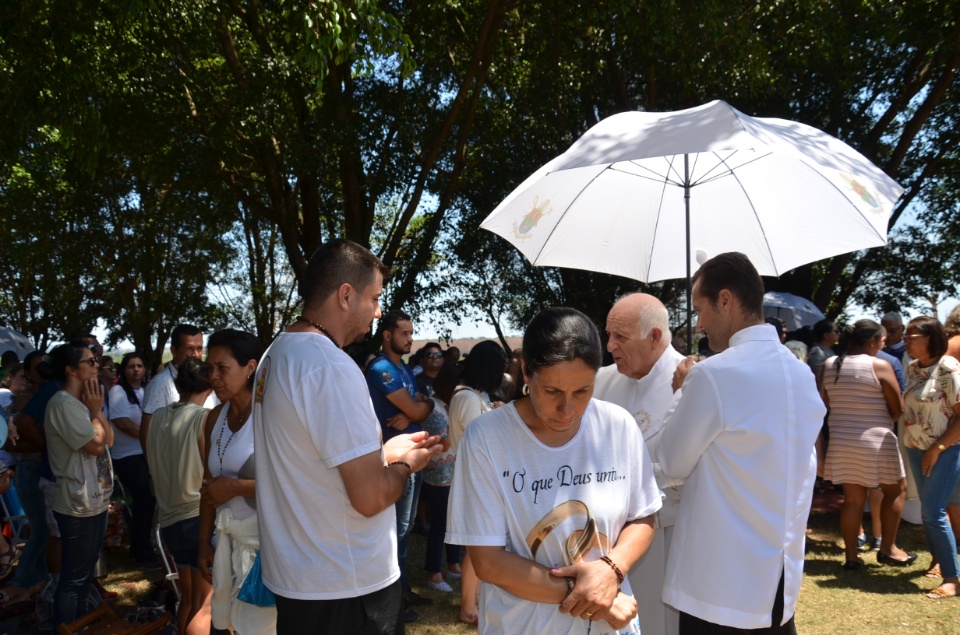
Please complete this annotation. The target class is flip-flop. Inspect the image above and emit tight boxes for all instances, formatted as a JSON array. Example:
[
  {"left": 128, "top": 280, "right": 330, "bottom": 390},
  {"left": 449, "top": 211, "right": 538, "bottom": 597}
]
[{"left": 926, "top": 586, "right": 958, "bottom": 599}]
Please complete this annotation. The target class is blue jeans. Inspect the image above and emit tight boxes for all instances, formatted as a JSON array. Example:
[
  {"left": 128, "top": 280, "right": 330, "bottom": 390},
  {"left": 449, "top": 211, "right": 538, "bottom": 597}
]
[
  {"left": 907, "top": 446, "right": 960, "bottom": 579},
  {"left": 10, "top": 457, "right": 49, "bottom": 588},
  {"left": 395, "top": 470, "right": 423, "bottom": 593},
  {"left": 54, "top": 511, "right": 106, "bottom": 626}
]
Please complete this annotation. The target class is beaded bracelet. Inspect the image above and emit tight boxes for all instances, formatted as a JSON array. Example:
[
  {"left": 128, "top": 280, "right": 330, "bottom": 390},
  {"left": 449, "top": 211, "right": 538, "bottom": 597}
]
[
  {"left": 388, "top": 460, "right": 412, "bottom": 474},
  {"left": 600, "top": 555, "right": 624, "bottom": 585},
  {"left": 563, "top": 576, "right": 575, "bottom": 600}
]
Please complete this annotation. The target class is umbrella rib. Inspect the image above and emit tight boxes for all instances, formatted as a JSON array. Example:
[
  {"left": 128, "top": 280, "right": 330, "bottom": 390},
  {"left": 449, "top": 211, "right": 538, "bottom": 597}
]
[
  {"left": 611, "top": 164, "right": 684, "bottom": 187},
  {"left": 689, "top": 151, "right": 774, "bottom": 186},
  {"left": 529, "top": 165, "right": 613, "bottom": 265},
  {"left": 713, "top": 152, "right": 783, "bottom": 275}
]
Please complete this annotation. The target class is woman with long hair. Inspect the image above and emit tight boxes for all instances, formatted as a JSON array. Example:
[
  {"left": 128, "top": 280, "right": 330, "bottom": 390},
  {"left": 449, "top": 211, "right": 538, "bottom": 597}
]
[
  {"left": 197, "top": 329, "right": 274, "bottom": 634},
  {"left": 45, "top": 341, "right": 114, "bottom": 626},
  {"left": 448, "top": 340, "right": 507, "bottom": 625},
  {"left": 902, "top": 317, "right": 960, "bottom": 598},
  {"left": 821, "top": 319, "right": 914, "bottom": 569},
  {"left": 108, "top": 352, "right": 157, "bottom": 567},
  {"left": 448, "top": 309, "right": 660, "bottom": 633}
]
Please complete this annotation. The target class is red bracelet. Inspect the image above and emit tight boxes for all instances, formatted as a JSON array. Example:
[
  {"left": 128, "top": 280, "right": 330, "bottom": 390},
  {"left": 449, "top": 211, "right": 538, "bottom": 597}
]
[{"left": 600, "top": 555, "right": 624, "bottom": 585}]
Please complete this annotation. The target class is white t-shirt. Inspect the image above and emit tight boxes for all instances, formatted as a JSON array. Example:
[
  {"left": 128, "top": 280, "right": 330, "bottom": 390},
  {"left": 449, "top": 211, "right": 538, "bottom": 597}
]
[
  {"left": 108, "top": 385, "right": 144, "bottom": 460},
  {"left": 447, "top": 399, "right": 662, "bottom": 635},
  {"left": 448, "top": 387, "right": 490, "bottom": 454},
  {"left": 142, "top": 364, "right": 217, "bottom": 415},
  {"left": 208, "top": 404, "right": 256, "bottom": 521},
  {"left": 254, "top": 332, "right": 397, "bottom": 600}
]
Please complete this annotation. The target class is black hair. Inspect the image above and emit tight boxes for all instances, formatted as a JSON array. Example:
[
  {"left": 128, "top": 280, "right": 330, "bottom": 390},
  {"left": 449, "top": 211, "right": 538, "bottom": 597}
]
[
  {"left": 377, "top": 310, "right": 412, "bottom": 340},
  {"left": 422, "top": 342, "right": 442, "bottom": 353},
  {"left": 692, "top": 252, "right": 764, "bottom": 319},
  {"left": 23, "top": 350, "right": 54, "bottom": 381},
  {"left": 118, "top": 352, "right": 147, "bottom": 407},
  {"left": 174, "top": 358, "right": 213, "bottom": 399},
  {"left": 813, "top": 319, "right": 837, "bottom": 341},
  {"left": 50, "top": 340, "right": 93, "bottom": 382},
  {"left": 0, "top": 350, "right": 18, "bottom": 368},
  {"left": 834, "top": 319, "right": 884, "bottom": 383},
  {"left": 300, "top": 239, "right": 390, "bottom": 310},
  {"left": 206, "top": 329, "right": 264, "bottom": 390},
  {"left": 433, "top": 362, "right": 461, "bottom": 405},
  {"left": 908, "top": 316, "right": 948, "bottom": 359},
  {"left": 460, "top": 340, "right": 507, "bottom": 393},
  {"left": 170, "top": 324, "right": 202, "bottom": 350},
  {"left": 522, "top": 308, "right": 602, "bottom": 376}
]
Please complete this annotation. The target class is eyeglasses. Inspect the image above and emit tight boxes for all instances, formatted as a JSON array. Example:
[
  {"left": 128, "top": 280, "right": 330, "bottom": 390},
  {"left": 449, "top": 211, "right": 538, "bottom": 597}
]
[
  {"left": 425, "top": 352, "right": 444, "bottom": 359},
  {"left": 79, "top": 358, "right": 99, "bottom": 367},
  {"left": 905, "top": 333, "right": 929, "bottom": 340}
]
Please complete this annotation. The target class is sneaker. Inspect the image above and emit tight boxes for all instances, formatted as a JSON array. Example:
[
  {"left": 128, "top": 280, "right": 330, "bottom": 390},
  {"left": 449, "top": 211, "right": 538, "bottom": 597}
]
[
  {"left": 404, "top": 590, "right": 434, "bottom": 606},
  {"left": 856, "top": 533, "right": 868, "bottom": 550},
  {"left": 872, "top": 537, "right": 882, "bottom": 551},
  {"left": 404, "top": 608, "right": 421, "bottom": 623},
  {"left": 427, "top": 579, "right": 454, "bottom": 592}
]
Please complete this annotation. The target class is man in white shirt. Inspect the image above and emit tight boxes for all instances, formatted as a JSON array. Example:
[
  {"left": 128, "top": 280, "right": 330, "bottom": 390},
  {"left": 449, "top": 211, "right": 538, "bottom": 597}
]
[
  {"left": 657, "top": 252, "right": 825, "bottom": 634},
  {"left": 137, "top": 324, "right": 206, "bottom": 454},
  {"left": 593, "top": 292, "right": 684, "bottom": 635},
  {"left": 254, "top": 239, "right": 442, "bottom": 634}
]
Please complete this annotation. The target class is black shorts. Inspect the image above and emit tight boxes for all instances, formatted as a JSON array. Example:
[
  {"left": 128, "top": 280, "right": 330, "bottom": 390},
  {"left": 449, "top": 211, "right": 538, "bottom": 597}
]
[
  {"left": 159, "top": 516, "right": 200, "bottom": 569},
  {"left": 275, "top": 580, "right": 403, "bottom": 635}
]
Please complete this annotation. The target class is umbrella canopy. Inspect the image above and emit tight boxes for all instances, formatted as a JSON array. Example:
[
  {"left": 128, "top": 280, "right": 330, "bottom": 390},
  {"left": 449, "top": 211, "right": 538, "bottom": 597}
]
[
  {"left": 762, "top": 292, "right": 826, "bottom": 332},
  {"left": 0, "top": 326, "right": 35, "bottom": 357},
  {"left": 481, "top": 100, "right": 903, "bottom": 284}
]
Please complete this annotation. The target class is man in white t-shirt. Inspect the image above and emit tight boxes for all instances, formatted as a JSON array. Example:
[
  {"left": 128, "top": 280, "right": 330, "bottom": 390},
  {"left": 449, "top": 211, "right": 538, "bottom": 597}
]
[
  {"left": 657, "top": 253, "right": 825, "bottom": 634},
  {"left": 137, "top": 324, "right": 207, "bottom": 455},
  {"left": 254, "top": 239, "right": 442, "bottom": 635},
  {"left": 593, "top": 292, "right": 684, "bottom": 635}
]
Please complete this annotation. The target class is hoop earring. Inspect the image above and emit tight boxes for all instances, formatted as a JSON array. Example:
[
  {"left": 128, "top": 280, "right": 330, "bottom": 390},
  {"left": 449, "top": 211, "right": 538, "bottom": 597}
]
[{"left": 522, "top": 384, "right": 530, "bottom": 396}]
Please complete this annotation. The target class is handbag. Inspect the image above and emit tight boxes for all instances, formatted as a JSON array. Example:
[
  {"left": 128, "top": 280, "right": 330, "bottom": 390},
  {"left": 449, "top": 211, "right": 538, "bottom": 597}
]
[{"left": 237, "top": 550, "right": 276, "bottom": 608}]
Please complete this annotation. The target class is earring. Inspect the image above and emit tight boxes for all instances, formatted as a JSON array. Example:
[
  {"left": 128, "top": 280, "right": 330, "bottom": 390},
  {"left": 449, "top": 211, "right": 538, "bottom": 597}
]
[{"left": 522, "top": 384, "right": 530, "bottom": 396}]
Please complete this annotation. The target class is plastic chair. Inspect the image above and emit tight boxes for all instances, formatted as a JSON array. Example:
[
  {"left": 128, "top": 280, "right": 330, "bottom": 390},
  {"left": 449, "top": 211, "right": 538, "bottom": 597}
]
[{"left": 56, "top": 602, "right": 171, "bottom": 635}]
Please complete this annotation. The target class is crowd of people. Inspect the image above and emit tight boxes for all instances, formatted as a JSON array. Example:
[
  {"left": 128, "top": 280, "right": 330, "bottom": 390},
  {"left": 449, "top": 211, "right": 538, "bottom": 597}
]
[{"left": 0, "top": 240, "right": 958, "bottom": 635}]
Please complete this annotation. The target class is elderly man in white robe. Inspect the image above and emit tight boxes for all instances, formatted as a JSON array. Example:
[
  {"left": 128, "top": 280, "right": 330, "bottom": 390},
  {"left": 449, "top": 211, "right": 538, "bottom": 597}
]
[{"left": 594, "top": 292, "right": 685, "bottom": 635}]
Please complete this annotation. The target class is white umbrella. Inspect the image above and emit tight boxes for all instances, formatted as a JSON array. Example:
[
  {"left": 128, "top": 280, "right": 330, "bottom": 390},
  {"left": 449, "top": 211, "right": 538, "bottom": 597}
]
[
  {"left": 762, "top": 292, "right": 825, "bottom": 331},
  {"left": 0, "top": 326, "right": 34, "bottom": 357},
  {"left": 481, "top": 100, "right": 903, "bottom": 341}
]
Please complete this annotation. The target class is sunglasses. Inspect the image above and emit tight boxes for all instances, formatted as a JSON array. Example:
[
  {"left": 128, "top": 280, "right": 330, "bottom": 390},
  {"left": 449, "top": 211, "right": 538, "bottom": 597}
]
[
  {"left": 424, "top": 352, "right": 444, "bottom": 359},
  {"left": 79, "top": 358, "right": 99, "bottom": 367}
]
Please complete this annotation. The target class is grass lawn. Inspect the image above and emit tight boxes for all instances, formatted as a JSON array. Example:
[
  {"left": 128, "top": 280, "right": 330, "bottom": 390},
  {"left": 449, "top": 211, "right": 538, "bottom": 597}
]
[{"left": 89, "top": 504, "right": 960, "bottom": 635}]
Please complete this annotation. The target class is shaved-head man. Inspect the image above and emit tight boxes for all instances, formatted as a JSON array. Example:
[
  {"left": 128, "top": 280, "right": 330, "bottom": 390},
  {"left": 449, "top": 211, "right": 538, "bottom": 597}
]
[{"left": 594, "top": 292, "right": 685, "bottom": 635}]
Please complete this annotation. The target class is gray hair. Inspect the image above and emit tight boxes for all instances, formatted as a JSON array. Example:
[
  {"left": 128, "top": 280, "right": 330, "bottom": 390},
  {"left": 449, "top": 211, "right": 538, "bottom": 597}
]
[{"left": 613, "top": 292, "right": 671, "bottom": 340}]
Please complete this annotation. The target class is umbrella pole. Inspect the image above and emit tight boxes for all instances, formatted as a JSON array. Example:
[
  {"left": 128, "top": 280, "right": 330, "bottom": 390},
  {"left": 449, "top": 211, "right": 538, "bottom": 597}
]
[{"left": 685, "top": 153, "right": 692, "bottom": 352}]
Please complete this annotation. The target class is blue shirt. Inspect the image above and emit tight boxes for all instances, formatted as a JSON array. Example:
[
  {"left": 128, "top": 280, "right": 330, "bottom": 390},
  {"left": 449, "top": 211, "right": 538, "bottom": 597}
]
[
  {"left": 23, "top": 380, "right": 63, "bottom": 482},
  {"left": 365, "top": 354, "right": 422, "bottom": 441},
  {"left": 877, "top": 349, "right": 905, "bottom": 392}
]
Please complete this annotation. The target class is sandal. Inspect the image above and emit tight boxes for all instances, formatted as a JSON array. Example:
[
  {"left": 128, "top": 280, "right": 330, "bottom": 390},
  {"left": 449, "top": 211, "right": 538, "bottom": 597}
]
[
  {"left": 842, "top": 558, "right": 864, "bottom": 570},
  {"left": 0, "top": 543, "right": 19, "bottom": 580},
  {"left": 926, "top": 585, "right": 958, "bottom": 599},
  {"left": 926, "top": 563, "right": 942, "bottom": 578}
]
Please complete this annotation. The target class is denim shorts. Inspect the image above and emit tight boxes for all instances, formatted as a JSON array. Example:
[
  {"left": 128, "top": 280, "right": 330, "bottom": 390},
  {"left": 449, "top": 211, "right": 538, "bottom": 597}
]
[{"left": 160, "top": 516, "right": 200, "bottom": 568}]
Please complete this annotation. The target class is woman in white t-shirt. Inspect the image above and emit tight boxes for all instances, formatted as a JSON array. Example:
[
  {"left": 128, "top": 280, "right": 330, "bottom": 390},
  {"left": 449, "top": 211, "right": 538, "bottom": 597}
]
[
  {"left": 197, "top": 329, "right": 273, "bottom": 634},
  {"left": 447, "top": 308, "right": 662, "bottom": 635},
  {"left": 108, "top": 352, "right": 157, "bottom": 567}
]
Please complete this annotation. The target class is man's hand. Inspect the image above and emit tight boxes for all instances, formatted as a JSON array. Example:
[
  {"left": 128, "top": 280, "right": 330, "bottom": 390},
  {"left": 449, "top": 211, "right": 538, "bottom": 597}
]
[
  {"left": 200, "top": 476, "right": 236, "bottom": 508},
  {"left": 387, "top": 412, "right": 412, "bottom": 431},
  {"left": 672, "top": 356, "right": 697, "bottom": 392},
  {"left": 383, "top": 431, "right": 443, "bottom": 471}
]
